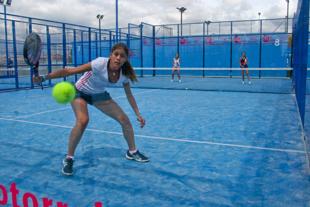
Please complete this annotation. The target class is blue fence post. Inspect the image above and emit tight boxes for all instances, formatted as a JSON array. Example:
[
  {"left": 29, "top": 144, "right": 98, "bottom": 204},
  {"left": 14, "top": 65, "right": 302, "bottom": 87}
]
[
  {"left": 259, "top": 19, "right": 262, "bottom": 78},
  {"left": 4, "top": 5, "right": 9, "bottom": 75},
  {"left": 73, "top": 29, "right": 78, "bottom": 82},
  {"left": 62, "top": 23, "right": 67, "bottom": 81},
  {"left": 177, "top": 24, "right": 180, "bottom": 55},
  {"left": 152, "top": 25, "right": 156, "bottom": 76},
  {"left": 81, "top": 31, "right": 84, "bottom": 64},
  {"left": 95, "top": 29, "right": 98, "bottom": 58},
  {"left": 293, "top": 0, "right": 309, "bottom": 125},
  {"left": 202, "top": 22, "right": 205, "bottom": 77},
  {"left": 140, "top": 23, "right": 143, "bottom": 77},
  {"left": 99, "top": 26, "right": 102, "bottom": 57},
  {"left": 28, "top": 18, "right": 34, "bottom": 88},
  {"left": 126, "top": 33, "right": 130, "bottom": 47},
  {"left": 88, "top": 27, "right": 91, "bottom": 62},
  {"left": 230, "top": 21, "right": 233, "bottom": 78},
  {"left": 119, "top": 29, "right": 121, "bottom": 42},
  {"left": 46, "top": 25, "right": 52, "bottom": 86},
  {"left": 109, "top": 31, "right": 112, "bottom": 51},
  {"left": 115, "top": 0, "right": 118, "bottom": 42},
  {"left": 12, "top": 20, "right": 19, "bottom": 89}
]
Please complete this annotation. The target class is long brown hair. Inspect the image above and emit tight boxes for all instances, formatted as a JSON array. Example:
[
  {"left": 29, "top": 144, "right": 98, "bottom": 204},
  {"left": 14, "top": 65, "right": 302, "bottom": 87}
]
[{"left": 111, "top": 43, "right": 137, "bottom": 82}]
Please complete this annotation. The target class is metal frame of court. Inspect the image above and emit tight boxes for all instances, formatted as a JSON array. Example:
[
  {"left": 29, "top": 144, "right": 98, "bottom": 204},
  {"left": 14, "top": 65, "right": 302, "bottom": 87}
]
[
  {"left": 0, "top": 0, "right": 309, "bottom": 163},
  {"left": 0, "top": 13, "right": 297, "bottom": 77}
]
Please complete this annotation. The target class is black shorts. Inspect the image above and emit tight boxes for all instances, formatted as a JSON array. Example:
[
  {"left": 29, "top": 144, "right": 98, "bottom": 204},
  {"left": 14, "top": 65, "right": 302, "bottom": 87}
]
[{"left": 75, "top": 88, "right": 111, "bottom": 105}]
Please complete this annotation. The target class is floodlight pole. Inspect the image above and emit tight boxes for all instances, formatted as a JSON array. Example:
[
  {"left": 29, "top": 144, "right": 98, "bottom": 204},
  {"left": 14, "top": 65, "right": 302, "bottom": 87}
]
[
  {"left": 177, "top": 7, "right": 186, "bottom": 37},
  {"left": 205, "top": 20, "right": 211, "bottom": 35},
  {"left": 97, "top": 14, "right": 104, "bottom": 56},
  {"left": 286, "top": 0, "right": 289, "bottom": 33}
]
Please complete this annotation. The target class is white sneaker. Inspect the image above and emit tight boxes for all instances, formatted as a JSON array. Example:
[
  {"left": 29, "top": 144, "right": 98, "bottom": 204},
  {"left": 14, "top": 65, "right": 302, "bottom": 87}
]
[
  {"left": 179, "top": 79, "right": 181, "bottom": 83},
  {"left": 242, "top": 81, "right": 245, "bottom": 85},
  {"left": 248, "top": 81, "right": 251, "bottom": 85},
  {"left": 171, "top": 79, "right": 174, "bottom": 82}
]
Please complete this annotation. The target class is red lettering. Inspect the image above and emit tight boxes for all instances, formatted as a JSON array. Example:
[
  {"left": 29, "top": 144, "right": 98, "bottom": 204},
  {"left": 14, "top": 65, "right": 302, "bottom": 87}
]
[
  {"left": 10, "top": 183, "right": 20, "bottom": 207},
  {"left": 1, "top": 182, "right": 101, "bottom": 207},
  {"left": 0, "top": 184, "right": 8, "bottom": 205},
  {"left": 42, "top": 198, "right": 53, "bottom": 207},
  {"left": 155, "top": 39, "right": 161, "bottom": 45},
  {"left": 94, "top": 202, "right": 103, "bottom": 207},
  {"left": 23, "top": 192, "right": 39, "bottom": 207},
  {"left": 56, "top": 202, "right": 68, "bottom": 207}
]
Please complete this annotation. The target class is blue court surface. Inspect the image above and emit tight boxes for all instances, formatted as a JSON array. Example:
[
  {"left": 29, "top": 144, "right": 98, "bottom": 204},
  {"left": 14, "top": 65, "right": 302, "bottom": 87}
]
[{"left": 0, "top": 82, "right": 310, "bottom": 207}]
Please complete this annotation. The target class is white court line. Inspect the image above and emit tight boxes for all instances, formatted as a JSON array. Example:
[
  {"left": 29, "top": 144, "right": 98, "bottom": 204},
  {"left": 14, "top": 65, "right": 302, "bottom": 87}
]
[
  {"left": 15, "top": 89, "right": 159, "bottom": 119},
  {"left": 0, "top": 117, "right": 305, "bottom": 154},
  {"left": 16, "top": 107, "right": 71, "bottom": 118}
]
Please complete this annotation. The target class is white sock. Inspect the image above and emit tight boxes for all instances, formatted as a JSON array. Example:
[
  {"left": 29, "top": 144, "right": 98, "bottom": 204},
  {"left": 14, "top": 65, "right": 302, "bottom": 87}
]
[
  {"left": 66, "top": 155, "right": 74, "bottom": 160},
  {"left": 129, "top": 149, "right": 137, "bottom": 154}
]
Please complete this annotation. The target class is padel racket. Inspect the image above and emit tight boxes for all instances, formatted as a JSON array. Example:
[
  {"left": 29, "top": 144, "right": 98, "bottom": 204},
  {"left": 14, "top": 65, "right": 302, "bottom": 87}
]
[{"left": 23, "top": 32, "right": 43, "bottom": 89}]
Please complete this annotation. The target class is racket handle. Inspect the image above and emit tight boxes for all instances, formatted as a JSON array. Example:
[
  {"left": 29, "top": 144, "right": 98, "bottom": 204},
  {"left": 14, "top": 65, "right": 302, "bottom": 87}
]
[
  {"left": 33, "top": 67, "right": 43, "bottom": 90},
  {"left": 33, "top": 66, "right": 39, "bottom": 77}
]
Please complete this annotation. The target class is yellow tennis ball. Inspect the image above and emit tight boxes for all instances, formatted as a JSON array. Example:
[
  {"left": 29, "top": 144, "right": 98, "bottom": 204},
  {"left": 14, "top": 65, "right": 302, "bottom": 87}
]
[{"left": 52, "top": 82, "right": 76, "bottom": 104}]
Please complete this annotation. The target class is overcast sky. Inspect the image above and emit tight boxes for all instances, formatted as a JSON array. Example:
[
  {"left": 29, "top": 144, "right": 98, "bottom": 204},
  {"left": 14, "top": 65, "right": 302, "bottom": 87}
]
[{"left": 3, "top": 0, "right": 297, "bottom": 29}]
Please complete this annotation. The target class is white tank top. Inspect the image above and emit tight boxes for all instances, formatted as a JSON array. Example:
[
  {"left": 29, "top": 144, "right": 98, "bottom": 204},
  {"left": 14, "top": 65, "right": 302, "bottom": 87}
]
[
  {"left": 173, "top": 58, "right": 180, "bottom": 67},
  {"left": 75, "top": 57, "right": 129, "bottom": 94}
]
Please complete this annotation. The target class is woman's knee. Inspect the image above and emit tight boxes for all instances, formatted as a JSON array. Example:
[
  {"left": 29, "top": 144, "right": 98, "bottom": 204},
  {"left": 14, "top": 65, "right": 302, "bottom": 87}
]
[
  {"left": 76, "top": 117, "right": 89, "bottom": 128},
  {"left": 117, "top": 114, "right": 131, "bottom": 126}
]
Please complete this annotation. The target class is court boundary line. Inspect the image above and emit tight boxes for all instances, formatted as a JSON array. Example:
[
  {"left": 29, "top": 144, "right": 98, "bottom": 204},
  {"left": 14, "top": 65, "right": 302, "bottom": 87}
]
[{"left": 0, "top": 116, "right": 305, "bottom": 154}]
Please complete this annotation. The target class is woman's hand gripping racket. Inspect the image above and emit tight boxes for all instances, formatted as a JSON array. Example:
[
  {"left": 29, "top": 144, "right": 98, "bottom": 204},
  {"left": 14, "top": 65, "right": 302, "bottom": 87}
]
[{"left": 23, "top": 32, "right": 43, "bottom": 89}]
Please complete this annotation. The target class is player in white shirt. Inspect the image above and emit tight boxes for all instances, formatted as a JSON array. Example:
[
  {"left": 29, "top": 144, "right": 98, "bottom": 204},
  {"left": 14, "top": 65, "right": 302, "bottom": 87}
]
[
  {"left": 171, "top": 53, "right": 181, "bottom": 82},
  {"left": 34, "top": 43, "right": 149, "bottom": 176}
]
